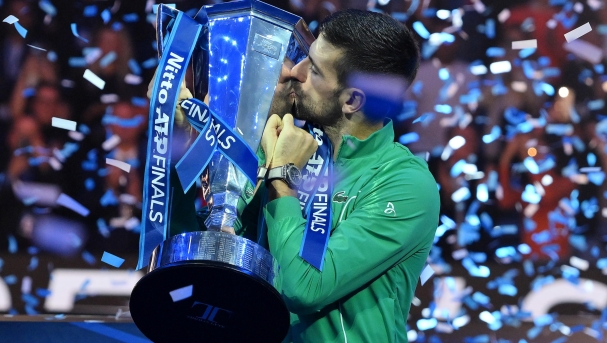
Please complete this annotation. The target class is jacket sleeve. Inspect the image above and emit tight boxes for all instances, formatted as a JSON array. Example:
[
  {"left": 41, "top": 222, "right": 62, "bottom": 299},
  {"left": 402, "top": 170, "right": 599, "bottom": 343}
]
[{"left": 264, "top": 157, "right": 440, "bottom": 314}]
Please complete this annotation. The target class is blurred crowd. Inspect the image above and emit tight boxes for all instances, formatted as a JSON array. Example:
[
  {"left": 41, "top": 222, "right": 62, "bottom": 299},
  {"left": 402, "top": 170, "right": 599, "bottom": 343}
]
[{"left": 0, "top": 0, "right": 606, "bottom": 269}]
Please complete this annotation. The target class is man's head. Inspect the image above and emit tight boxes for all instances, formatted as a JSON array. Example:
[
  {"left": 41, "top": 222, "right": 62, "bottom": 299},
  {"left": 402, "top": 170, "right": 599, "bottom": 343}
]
[{"left": 290, "top": 9, "right": 420, "bottom": 126}]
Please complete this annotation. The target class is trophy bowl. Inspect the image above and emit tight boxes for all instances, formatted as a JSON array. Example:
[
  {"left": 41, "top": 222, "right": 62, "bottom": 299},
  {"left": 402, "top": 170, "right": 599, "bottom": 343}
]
[{"left": 130, "top": 232, "right": 289, "bottom": 343}]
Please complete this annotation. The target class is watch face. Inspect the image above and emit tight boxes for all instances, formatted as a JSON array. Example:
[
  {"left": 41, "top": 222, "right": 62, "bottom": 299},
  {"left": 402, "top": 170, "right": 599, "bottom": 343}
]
[{"left": 286, "top": 165, "right": 302, "bottom": 186}]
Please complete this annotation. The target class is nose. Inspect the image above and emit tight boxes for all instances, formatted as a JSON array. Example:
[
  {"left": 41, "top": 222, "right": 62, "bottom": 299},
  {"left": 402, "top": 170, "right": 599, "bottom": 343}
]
[{"left": 290, "top": 57, "right": 308, "bottom": 83}]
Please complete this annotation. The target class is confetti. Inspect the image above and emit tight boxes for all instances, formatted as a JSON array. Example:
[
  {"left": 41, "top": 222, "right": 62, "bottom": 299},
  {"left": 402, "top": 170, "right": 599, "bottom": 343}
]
[
  {"left": 101, "top": 251, "right": 125, "bottom": 268},
  {"left": 27, "top": 44, "right": 47, "bottom": 51},
  {"left": 8, "top": 234, "right": 17, "bottom": 253},
  {"left": 512, "top": 39, "right": 537, "bottom": 50},
  {"left": 563, "top": 39, "right": 603, "bottom": 64},
  {"left": 83, "top": 69, "right": 106, "bottom": 90},
  {"left": 169, "top": 285, "right": 193, "bottom": 302},
  {"left": 39, "top": 0, "right": 57, "bottom": 17},
  {"left": 412, "top": 21, "right": 430, "bottom": 39},
  {"left": 56, "top": 193, "right": 90, "bottom": 217},
  {"left": 100, "top": 51, "right": 117, "bottom": 68},
  {"left": 102, "top": 135, "right": 121, "bottom": 151},
  {"left": 106, "top": 158, "right": 131, "bottom": 173},
  {"left": 489, "top": 61, "right": 511, "bottom": 74},
  {"left": 3, "top": 15, "right": 18, "bottom": 24},
  {"left": 420, "top": 265, "right": 434, "bottom": 285},
  {"left": 71, "top": 23, "right": 89, "bottom": 43},
  {"left": 564, "top": 22, "right": 592, "bottom": 42},
  {"left": 51, "top": 117, "right": 77, "bottom": 131}
]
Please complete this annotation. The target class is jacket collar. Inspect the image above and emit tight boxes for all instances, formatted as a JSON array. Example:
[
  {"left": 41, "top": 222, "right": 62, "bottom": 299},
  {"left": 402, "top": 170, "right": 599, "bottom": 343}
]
[{"left": 336, "top": 119, "right": 394, "bottom": 160}]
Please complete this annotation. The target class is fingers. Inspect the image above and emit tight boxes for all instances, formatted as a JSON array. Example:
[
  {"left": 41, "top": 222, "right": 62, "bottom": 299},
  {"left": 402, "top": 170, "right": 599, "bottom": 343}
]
[{"left": 282, "top": 113, "right": 294, "bottom": 128}]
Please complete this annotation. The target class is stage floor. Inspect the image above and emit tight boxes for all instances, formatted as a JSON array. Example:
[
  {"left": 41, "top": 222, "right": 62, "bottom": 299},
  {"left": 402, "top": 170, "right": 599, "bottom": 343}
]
[{"left": 0, "top": 315, "right": 151, "bottom": 343}]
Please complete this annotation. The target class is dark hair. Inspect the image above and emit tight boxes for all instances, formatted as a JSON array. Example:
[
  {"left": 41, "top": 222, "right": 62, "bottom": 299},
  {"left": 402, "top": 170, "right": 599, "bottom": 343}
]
[{"left": 318, "top": 9, "right": 420, "bottom": 87}]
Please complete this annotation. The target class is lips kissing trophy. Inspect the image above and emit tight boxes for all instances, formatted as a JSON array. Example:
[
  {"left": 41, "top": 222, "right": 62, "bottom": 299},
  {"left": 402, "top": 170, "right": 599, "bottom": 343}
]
[{"left": 128, "top": 1, "right": 313, "bottom": 342}]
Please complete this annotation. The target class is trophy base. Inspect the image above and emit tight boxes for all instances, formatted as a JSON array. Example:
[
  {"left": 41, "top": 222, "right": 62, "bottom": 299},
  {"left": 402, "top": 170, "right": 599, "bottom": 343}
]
[{"left": 130, "top": 260, "right": 290, "bottom": 343}]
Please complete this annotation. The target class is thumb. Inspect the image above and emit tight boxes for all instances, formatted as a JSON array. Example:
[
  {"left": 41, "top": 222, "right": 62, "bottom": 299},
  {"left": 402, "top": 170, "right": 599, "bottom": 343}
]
[{"left": 282, "top": 113, "right": 294, "bottom": 129}]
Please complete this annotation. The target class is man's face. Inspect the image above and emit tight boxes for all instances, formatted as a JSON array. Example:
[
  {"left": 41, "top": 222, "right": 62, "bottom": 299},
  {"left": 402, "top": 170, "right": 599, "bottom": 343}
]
[
  {"left": 269, "top": 57, "right": 296, "bottom": 117},
  {"left": 289, "top": 34, "right": 344, "bottom": 127}
]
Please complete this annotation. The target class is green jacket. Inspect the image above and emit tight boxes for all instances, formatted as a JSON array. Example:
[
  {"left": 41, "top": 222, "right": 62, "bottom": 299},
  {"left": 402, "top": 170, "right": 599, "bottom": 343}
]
[
  {"left": 170, "top": 120, "right": 439, "bottom": 343},
  {"left": 264, "top": 121, "right": 438, "bottom": 343}
]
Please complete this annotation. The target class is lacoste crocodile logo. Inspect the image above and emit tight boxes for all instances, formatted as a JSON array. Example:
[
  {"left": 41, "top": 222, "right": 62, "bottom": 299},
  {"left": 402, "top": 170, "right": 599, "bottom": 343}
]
[{"left": 332, "top": 191, "right": 348, "bottom": 203}]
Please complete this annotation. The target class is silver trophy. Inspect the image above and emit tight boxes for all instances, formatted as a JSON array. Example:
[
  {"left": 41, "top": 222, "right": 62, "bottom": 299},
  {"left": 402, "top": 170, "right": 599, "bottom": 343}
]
[{"left": 129, "top": 1, "right": 313, "bottom": 342}]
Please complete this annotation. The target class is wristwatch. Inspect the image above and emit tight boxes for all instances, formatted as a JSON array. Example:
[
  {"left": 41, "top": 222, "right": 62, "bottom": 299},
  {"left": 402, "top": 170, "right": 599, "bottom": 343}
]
[
  {"left": 257, "top": 166, "right": 267, "bottom": 181},
  {"left": 266, "top": 163, "right": 303, "bottom": 189}
]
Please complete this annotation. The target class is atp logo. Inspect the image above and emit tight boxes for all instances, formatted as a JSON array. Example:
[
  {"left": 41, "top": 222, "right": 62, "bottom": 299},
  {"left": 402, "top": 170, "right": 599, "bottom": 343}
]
[
  {"left": 187, "top": 301, "right": 233, "bottom": 329},
  {"left": 384, "top": 202, "right": 396, "bottom": 216}
]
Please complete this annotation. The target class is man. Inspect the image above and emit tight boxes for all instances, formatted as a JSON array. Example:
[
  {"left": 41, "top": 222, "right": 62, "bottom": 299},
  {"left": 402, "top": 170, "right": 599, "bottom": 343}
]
[
  {"left": 167, "top": 9, "right": 438, "bottom": 342},
  {"left": 256, "top": 9, "right": 439, "bottom": 343}
]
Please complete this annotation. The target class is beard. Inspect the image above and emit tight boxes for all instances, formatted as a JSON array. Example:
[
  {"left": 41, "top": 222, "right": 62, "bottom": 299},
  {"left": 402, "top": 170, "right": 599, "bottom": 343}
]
[
  {"left": 269, "top": 81, "right": 296, "bottom": 117},
  {"left": 291, "top": 84, "right": 342, "bottom": 128}
]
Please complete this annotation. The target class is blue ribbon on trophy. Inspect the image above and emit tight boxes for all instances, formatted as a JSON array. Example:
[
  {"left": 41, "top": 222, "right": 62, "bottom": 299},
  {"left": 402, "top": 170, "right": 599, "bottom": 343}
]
[
  {"left": 175, "top": 98, "right": 259, "bottom": 192},
  {"left": 298, "top": 124, "right": 333, "bottom": 271},
  {"left": 137, "top": 6, "right": 202, "bottom": 270}
]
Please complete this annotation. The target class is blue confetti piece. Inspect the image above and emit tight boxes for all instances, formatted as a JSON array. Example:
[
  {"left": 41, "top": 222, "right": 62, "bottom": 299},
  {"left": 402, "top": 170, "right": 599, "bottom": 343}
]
[
  {"left": 523, "top": 259, "right": 534, "bottom": 276},
  {"left": 498, "top": 284, "right": 517, "bottom": 296},
  {"left": 463, "top": 295, "right": 479, "bottom": 310},
  {"left": 71, "top": 23, "right": 89, "bottom": 43},
  {"left": 13, "top": 22, "right": 27, "bottom": 38},
  {"left": 495, "top": 246, "right": 517, "bottom": 259},
  {"left": 25, "top": 305, "right": 38, "bottom": 315},
  {"left": 588, "top": 99, "right": 604, "bottom": 111},
  {"left": 527, "top": 326, "right": 543, "bottom": 340},
  {"left": 47, "top": 50, "right": 57, "bottom": 62},
  {"left": 417, "top": 318, "right": 438, "bottom": 331},
  {"left": 68, "top": 57, "right": 87, "bottom": 67},
  {"left": 438, "top": 68, "right": 449, "bottom": 81},
  {"left": 550, "top": 337, "right": 567, "bottom": 343},
  {"left": 4, "top": 275, "right": 16, "bottom": 285},
  {"left": 101, "top": 9, "right": 111, "bottom": 23},
  {"left": 99, "top": 51, "right": 117, "bottom": 68},
  {"left": 486, "top": 47, "right": 505, "bottom": 57},
  {"left": 36, "top": 288, "right": 51, "bottom": 298},
  {"left": 123, "top": 13, "right": 139, "bottom": 22},
  {"left": 413, "top": 112, "right": 434, "bottom": 124},
  {"left": 39, "top": 0, "right": 57, "bottom": 16},
  {"left": 101, "top": 251, "right": 125, "bottom": 268},
  {"left": 142, "top": 57, "right": 158, "bottom": 68},
  {"left": 128, "top": 59, "right": 142, "bottom": 76},
  {"left": 8, "top": 234, "right": 17, "bottom": 253},
  {"left": 399, "top": 132, "right": 419, "bottom": 145},
  {"left": 485, "top": 19, "right": 495, "bottom": 39},
  {"left": 82, "top": 251, "right": 96, "bottom": 265},
  {"left": 472, "top": 292, "right": 490, "bottom": 305},
  {"left": 111, "top": 22, "right": 122, "bottom": 31},
  {"left": 434, "top": 104, "right": 452, "bottom": 114},
  {"left": 412, "top": 21, "right": 430, "bottom": 39},
  {"left": 533, "top": 314, "right": 553, "bottom": 326},
  {"left": 78, "top": 123, "right": 90, "bottom": 135},
  {"left": 464, "top": 335, "right": 490, "bottom": 343},
  {"left": 57, "top": 193, "right": 90, "bottom": 217},
  {"left": 84, "top": 178, "right": 95, "bottom": 191},
  {"left": 22, "top": 294, "right": 39, "bottom": 307},
  {"left": 100, "top": 189, "right": 118, "bottom": 207},
  {"left": 22, "top": 87, "right": 36, "bottom": 98},
  {"left": 27, "top": 256, "right": 38, "bottom": 271},
  {"left": 170, "top": 285, "right": 193, "bottom": 302},
  {"left": 83, "top": 5, "right": 97, "bottom": 17},
  {"left": 102, "top": 113, "right": 144, "bottom": 128},
  {"left": 0, "top": 258, "right": 3, "bottom": 272},
  {"left": 519, "top": 48, "right": 536, "bottom": 59}
]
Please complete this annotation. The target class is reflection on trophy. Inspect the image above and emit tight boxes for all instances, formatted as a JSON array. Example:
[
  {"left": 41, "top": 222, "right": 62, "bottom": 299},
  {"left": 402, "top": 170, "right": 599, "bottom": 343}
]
[{"left": 129, "top": 1, "right": 314, "bottom": 342}]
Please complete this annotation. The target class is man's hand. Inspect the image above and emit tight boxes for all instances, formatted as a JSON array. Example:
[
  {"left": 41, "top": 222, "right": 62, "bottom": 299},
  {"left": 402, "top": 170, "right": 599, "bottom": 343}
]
[
  {"left": 147, "top": 69, "right": 193, "bottom": 117},
  {"left": 270, "top": 113, "right": 317, "bottom": 170},
  {"left": 261, "top": 114, "right": 283, "bottom": 167}
]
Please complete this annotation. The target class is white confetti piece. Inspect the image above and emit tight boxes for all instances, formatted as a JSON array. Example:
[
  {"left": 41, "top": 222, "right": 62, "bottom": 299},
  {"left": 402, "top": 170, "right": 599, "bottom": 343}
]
[
  {"left": 27, "top": 44, "right": 47, "bottom": 51},
  {"left": 563, "top": 40, "right": 603, "bottom": 64},
  {"left": 52, "top": 117, "right": 77, "bottom": 131},
  {"left": 420, "top": 265, "right": 435, "bottom": 285},
  {"left": 106, "top": 158, "right": 131, "bottom": 173},
  {"left": 56, "top": 193, "right": 90, "bottom": 217},
  {"left": 169, "top": 285, "right": 193, "bottom": 302},
  {"left": 124, "top": 74, "right": 142, "bottom": 85},
  {"left": 489, "top": 61, "right": 511, "bottom": 74},
  {"left": 102, "top": 134, "right": 121, "bottom": 151},
  {"left": 580, "top": 167, "right": 601, "bottom": 173},
  {"left": 569, "top": 256, "right": 589, "bottom": 271},
  {"left": 564, "top": 22, "right": 592, "bottom": 42},
  {"left": 3, "top": 15, "right": 18, "bottom": 24},
  {"left": 49, "top": 157, "right": 62, "bottom": 171},
  {"left": 83, "top": 69, "right": 106, "bottom": 90},
  {"left": 497, "top": 8, "right": 510, "bottom": 23},
  {"left": 21, "top": 276, "right": 32, "bottom": 294},
  {"left": 512, "top": 39, "right": 537, "bottom": 50}
]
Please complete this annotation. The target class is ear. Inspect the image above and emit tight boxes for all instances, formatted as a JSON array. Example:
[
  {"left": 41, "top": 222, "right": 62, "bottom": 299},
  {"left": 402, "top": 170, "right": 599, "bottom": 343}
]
[{"left": 340, "top": 87, "right": 365, "bottom": 114}]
